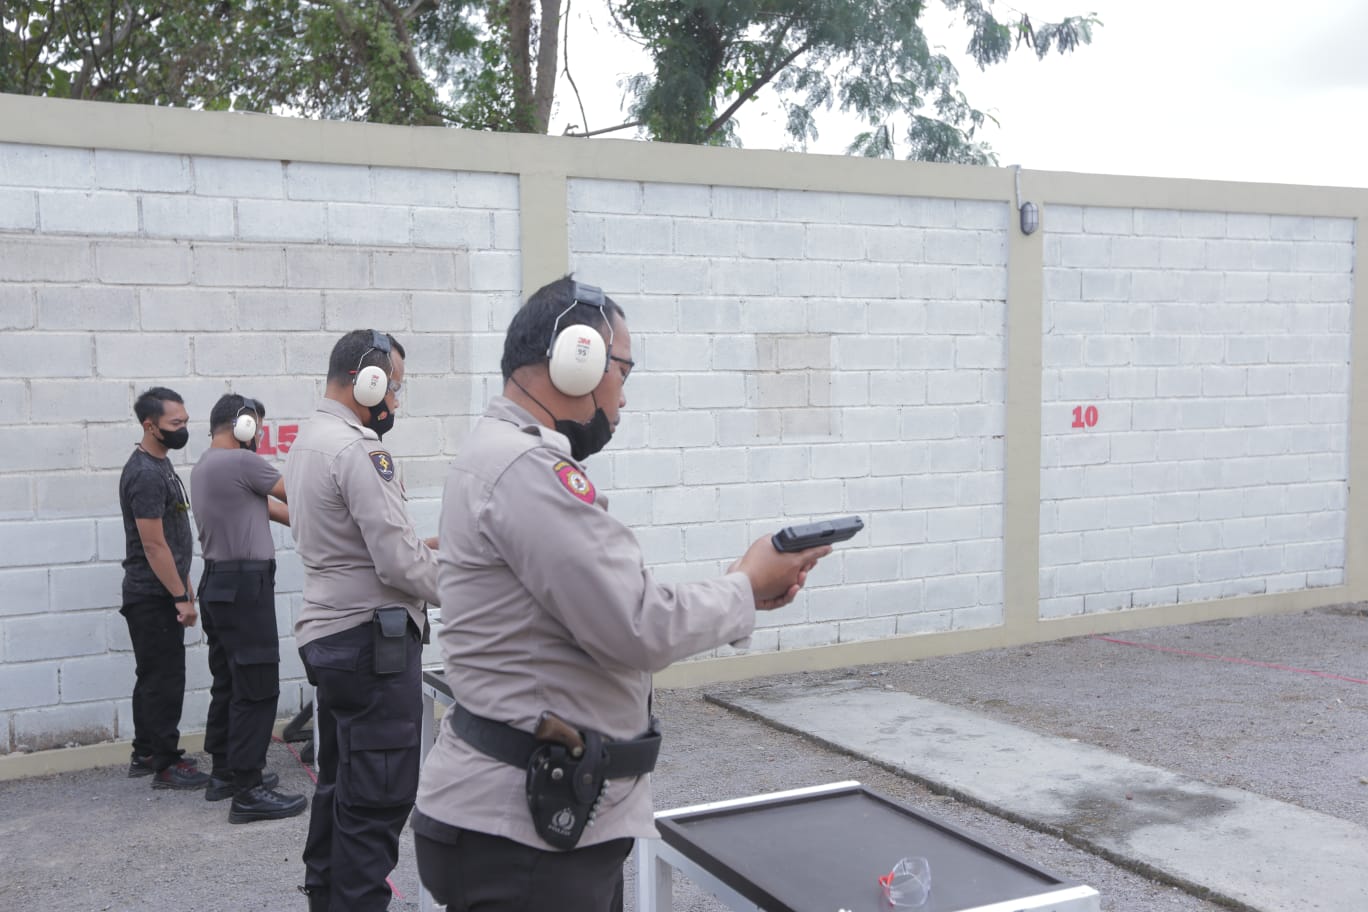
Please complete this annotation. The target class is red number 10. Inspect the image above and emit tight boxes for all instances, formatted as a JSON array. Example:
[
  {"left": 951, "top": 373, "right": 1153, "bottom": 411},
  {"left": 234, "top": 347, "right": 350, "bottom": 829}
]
[{"left": 1071, "top": 405, "right": 1099, "bottom": 429}]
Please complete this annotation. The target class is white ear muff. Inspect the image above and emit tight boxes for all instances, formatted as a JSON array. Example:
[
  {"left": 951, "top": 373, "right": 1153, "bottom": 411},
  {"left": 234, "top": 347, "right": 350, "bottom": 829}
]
[
  {"left": 232, "top": 412, "right": 258, "bottom": 444},
  {"left": 547, "top": 324, "right": 608, "bottom": 397},
  {"left": 354, "top": 365, "right": 388, "bottom": 408}
]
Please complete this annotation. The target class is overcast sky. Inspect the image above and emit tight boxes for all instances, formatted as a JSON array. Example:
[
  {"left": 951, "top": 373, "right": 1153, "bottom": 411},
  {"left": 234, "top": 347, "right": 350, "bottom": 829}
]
[{"left": 549, "top": 1, "right": 1368, "bottom": 189}]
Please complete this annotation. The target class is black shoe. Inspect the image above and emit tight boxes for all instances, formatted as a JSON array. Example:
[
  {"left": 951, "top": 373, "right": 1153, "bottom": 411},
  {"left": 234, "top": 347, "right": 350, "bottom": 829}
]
[
  {"left": 152, "top": 760, "right": 211, "bottom": 790},
  {"left": 127, "top": 753, "right": 156, "bottom": 778},
  {"left": 297, "top": 885, "right": 329, "bottom": 912},
  {"left": 229, "top": 785, "right": 308, "bottom": 823},
  {"left": 205, "top": 770, "right": 281, "bottom": 802}
]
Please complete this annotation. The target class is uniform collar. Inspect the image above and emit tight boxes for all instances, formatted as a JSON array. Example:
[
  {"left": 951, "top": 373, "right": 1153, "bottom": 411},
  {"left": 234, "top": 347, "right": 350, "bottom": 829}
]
[
  {"left": 318, "top": 398, "right": 380, "bottom": 441},
  {"left": 486, "top": 395, "right": 571, "bottom": 457}
]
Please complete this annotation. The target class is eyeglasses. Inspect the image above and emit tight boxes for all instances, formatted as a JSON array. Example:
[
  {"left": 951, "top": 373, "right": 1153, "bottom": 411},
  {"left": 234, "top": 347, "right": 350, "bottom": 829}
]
[
  {"left": 386, "top": 379, "right": 403, "bottom": 396},
  {"left": 609, "top": 355, "right": 634, "bottom": 381}
]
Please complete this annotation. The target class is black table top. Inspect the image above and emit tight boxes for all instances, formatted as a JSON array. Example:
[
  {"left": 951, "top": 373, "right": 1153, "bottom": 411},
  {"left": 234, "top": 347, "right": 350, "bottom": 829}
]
[
  {"left": 422, "top": 668, "right": 452, "bottom": 699},
  {"left": 657, "top": 784, "right": 1072, "bottom": 912}
]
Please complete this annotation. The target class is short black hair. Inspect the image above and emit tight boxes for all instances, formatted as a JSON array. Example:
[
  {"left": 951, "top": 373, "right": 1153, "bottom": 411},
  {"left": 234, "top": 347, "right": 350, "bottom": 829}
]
[
  {"left": 501, "top": 276, "right": 625, "bottom": 381},
  {"left": 327, "top": 330, "right": 406, "bottom": 385},
  {"left": 134, "top": 387, "right": 183, "bottom": 424},
  {"left": 209, "top": 393, "right": 266, "bottom": 435}
]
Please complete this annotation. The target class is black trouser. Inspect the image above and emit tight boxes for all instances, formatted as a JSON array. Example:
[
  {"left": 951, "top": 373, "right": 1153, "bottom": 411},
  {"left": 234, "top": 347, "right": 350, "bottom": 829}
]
[
  {"left": 200, "top": 560, "right": 280, "bottom": 789},
  {"left": 415, "top": 827, "right": 633, "bottom": 912},
  {"left": 299, "top": 621, "right": 423, "bottom": 912},
  {"left": 120, "top": 597, "right": 187, "bottom": 771}
]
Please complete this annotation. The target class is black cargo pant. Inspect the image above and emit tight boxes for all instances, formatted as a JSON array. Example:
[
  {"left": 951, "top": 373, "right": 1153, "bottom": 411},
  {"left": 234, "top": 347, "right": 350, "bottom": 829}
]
[
  {"left": 415, "top": 822, "right": 632, "bottom": 912},
  {"left": 299, "top": 619, "right": 423, "bottom": 912},
  {"left": 200, "top": 559, "right": 279, "bottom": 789},
  {"left": 120, "top": 596, "right": 187, "bottom": 770}
]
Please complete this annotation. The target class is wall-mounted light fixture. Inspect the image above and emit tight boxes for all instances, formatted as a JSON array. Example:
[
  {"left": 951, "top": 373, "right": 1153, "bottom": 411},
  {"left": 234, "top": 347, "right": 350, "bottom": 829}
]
[{"left": 1011, "top": 164, "right": 1039, "bottom": 235}]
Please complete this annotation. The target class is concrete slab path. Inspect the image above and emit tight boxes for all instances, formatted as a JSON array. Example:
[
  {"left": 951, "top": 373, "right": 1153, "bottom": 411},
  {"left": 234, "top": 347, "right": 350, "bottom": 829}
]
[{"left": 716, "top": 680, "right": 1367, "bottom": 912}]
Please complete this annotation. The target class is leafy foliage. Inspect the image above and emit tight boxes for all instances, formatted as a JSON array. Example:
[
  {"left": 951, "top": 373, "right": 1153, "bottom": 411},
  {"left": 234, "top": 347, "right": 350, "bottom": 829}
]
[
  {"left": 0, "top": 0, "right": 557, "bottom": 130},
  {"left": 616, "top": 0, "right": 1098, "bottom": 163},
  {"left": 2, "top": 0, "right": 1098, "bottom": 162}
]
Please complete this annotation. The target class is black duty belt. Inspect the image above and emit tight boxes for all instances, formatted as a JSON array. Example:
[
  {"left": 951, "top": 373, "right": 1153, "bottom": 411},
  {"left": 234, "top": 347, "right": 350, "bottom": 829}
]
[
  {"left": 204, "top": 559, "right": 275, "bottom": 573},
  {"left": 450, "top": 701, "right": 660, "bottom": 779}
]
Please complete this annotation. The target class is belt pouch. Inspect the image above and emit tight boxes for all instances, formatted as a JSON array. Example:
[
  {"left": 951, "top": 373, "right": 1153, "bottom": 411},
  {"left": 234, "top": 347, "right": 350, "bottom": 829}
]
[{"left": 371, "top": 606, "right": 408, "bottom": 675}]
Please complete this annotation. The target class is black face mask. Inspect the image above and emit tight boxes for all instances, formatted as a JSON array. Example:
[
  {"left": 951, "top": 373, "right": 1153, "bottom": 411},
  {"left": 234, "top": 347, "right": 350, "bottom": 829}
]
[
  {"left": 555, "top": 407, "right": 613, "bottom": 461},
  {"left": 365, "top": 402, "right": 395, "bottom": 440},
  {"left": 156, "top": 425, "right": 189, "bottom": 450}
]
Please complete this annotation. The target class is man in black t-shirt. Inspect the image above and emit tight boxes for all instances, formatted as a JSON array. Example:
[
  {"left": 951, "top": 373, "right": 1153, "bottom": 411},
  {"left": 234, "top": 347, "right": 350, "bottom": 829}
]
[{"left": 119, "top": 386, "right": 209, "bottom": 790}]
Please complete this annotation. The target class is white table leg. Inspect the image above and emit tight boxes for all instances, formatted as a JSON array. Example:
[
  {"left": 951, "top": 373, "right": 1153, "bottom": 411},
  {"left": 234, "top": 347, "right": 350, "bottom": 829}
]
[
  {"left": 417, "top": 686, "right": 442, "bottom": 912},
  {"left": 634, "top": 839, "right": 673, "bottom": 912}
]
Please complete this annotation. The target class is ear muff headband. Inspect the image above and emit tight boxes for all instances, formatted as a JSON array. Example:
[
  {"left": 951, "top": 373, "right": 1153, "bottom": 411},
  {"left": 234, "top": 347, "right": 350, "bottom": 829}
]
[
  {"left": 232, "top": 396, "right": 260, "bottom": 444},
  {"left": 546, "top": 283, "right": 611, "bottom": 398},
  {"left": 353, "top": 330, "right": 393, "bottom": 408}
]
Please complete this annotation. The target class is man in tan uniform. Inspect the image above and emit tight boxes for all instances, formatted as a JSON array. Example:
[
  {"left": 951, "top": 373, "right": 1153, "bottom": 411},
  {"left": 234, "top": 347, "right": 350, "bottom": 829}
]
[
  {"left": 285, "top": 329, "right": 439, "bottom": 912},
  {"left": 414, "top": 278, "right": 829, "bottom": 911}
]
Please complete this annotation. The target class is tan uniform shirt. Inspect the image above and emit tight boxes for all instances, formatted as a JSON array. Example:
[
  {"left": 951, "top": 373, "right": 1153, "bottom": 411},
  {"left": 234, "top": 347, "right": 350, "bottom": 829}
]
[
  {"left": 285, "top": 399, "right": 439, "bottom": 647},
  {"left": 416, "top": 396, "right": 756, "bottom": 850}
]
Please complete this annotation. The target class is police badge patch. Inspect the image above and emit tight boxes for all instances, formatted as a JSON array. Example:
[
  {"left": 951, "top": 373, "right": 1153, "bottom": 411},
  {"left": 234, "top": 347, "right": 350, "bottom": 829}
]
[
  {"left": 552, "top": 460, "right": 595, "bottom": 504},
  {"left": 369, "top": 450, "right": 395, "bottom": 482}
]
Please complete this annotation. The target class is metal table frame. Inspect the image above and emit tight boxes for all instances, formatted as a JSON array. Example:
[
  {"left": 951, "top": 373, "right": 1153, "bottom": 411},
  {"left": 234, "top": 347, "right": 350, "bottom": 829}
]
[
  {"left": 419, "top": 670, "right": 454, "bottom": 912},
  {"left": 419, "top": 675, "right": 1099, "bottom": 912},
  {"left": 634, "top": 781, "right": 1101, "bottom": 912}
]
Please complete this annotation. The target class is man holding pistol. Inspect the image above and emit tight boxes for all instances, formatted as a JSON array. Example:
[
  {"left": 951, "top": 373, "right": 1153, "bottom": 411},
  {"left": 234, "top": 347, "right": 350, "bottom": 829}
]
[
  {"left": 285, "top": 330, "right": 439, "bottom": 912},
  {"left": 413, "top": 278, "right": 829, "bottom": 911}
]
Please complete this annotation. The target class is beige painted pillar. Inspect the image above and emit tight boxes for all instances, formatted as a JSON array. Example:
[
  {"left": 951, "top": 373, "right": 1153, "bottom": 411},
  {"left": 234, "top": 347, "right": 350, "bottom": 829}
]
[
  {"left": 1002, "top": 183, "right": 1045, "bottom": 632},
  {"left": 1346, "top": 213, "right": 1368, "bottom": 601},
  {"left": 519, "top": 170, "right": 570, "bottom": 298}
]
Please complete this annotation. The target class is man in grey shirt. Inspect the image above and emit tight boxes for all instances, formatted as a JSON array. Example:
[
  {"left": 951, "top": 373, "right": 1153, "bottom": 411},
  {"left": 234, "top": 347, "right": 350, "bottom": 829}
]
[{"left": 191, "top": 393, "right": 306, "bottom": 824}]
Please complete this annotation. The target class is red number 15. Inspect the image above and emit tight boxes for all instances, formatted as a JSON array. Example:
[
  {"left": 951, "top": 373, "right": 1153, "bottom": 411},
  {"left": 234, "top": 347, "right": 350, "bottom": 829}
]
[{"left": 257, "top": 423, "right": 299, "bottom": 456}]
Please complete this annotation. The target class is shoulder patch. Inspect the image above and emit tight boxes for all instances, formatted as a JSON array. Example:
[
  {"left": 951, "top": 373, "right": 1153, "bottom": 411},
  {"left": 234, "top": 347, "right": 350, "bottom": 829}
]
[
  {"left": 552, "top": 460, "right": 595, "bottom": 504},
  {"left": 369, "top": 450, "right": 395, "bottom": 482}
]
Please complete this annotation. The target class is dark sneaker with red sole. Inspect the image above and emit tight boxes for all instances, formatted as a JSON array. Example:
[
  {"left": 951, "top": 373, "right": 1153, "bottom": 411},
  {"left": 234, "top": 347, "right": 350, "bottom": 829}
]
[
  {"left": 205, "top": 771, "right": 281, "bottom": 802},
  {"left": 229, "top": 785, "right": 308, "bottom": 823},
  {"left": 152, "top": 760, "right": 211, "bottom": 790}
]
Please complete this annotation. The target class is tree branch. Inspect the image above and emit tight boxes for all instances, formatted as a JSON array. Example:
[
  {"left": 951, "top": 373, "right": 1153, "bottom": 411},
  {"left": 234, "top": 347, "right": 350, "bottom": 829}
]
[
  {"left": 376, "top": 0, "right": 444, "bottom": 125},
  {"left": 561, "top": 0, "right": 590, "bottom": 135},
  {"left": 402, "top": 0, "right": 437, "bottom": 20},
  {"left": 702, "top": 39, "right": 812, "bottom": 141},
  {"left": 14, "top": 13, "right": 57, "bottom": 94},
  {"left": 565, "top": 120, "right": 643, "bottom": 138},
  {"left": 531, "top": 0, "right": 561, "bottom": 132},
  {"left": 505, "top": 0, "right": 535, "bottom": 131}
]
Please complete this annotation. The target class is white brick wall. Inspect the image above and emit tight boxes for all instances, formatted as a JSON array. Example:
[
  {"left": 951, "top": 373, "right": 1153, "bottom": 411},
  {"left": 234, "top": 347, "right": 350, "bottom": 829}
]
[
  {"left": 1040, "top": 205, "right": 1353, "bottom": 617},
  {"left": 0, "top": 143, "right": 519, "bottom": 753},
  {"left": 1, "top": 132, "right": 1361, "bottom": 754},
  {"left": 570, "top": 179, "right": 1009, "bottom": 656}
]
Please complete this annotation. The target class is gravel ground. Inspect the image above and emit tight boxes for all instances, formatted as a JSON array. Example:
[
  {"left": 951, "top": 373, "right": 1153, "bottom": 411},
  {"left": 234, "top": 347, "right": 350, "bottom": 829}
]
[{"left": 1, "top": 607, "right": 1362, "bottom": 912}]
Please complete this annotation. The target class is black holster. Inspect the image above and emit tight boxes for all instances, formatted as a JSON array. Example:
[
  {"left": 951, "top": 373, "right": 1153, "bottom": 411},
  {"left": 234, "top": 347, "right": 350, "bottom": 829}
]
[
  {"left": 450, "top": 702, "right": 660, "bottom": 850},
  {"left": 371, "top": 606, "right": 409, "bottom": 675},
  {"left": 525, "top": 729, "right": 608, "bottom": 850}
]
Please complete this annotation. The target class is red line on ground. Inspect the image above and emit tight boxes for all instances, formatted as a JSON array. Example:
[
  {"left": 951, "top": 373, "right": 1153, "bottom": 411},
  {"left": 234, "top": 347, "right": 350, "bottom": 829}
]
[{"left": 1090, "top": 635, "right": 1368, "bottom": 685}]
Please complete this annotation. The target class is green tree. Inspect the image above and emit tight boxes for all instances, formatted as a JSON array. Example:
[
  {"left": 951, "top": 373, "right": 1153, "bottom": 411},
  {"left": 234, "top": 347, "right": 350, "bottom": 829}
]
[
  {"left": 0, "top": 0, "right": 563, "bottom": 131},
  {"left": 2, "top": 1, "right": 1097, "bottom": 162},
  {"left": 611, "top": 0, "right": 1098, "bottom": 163}
]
